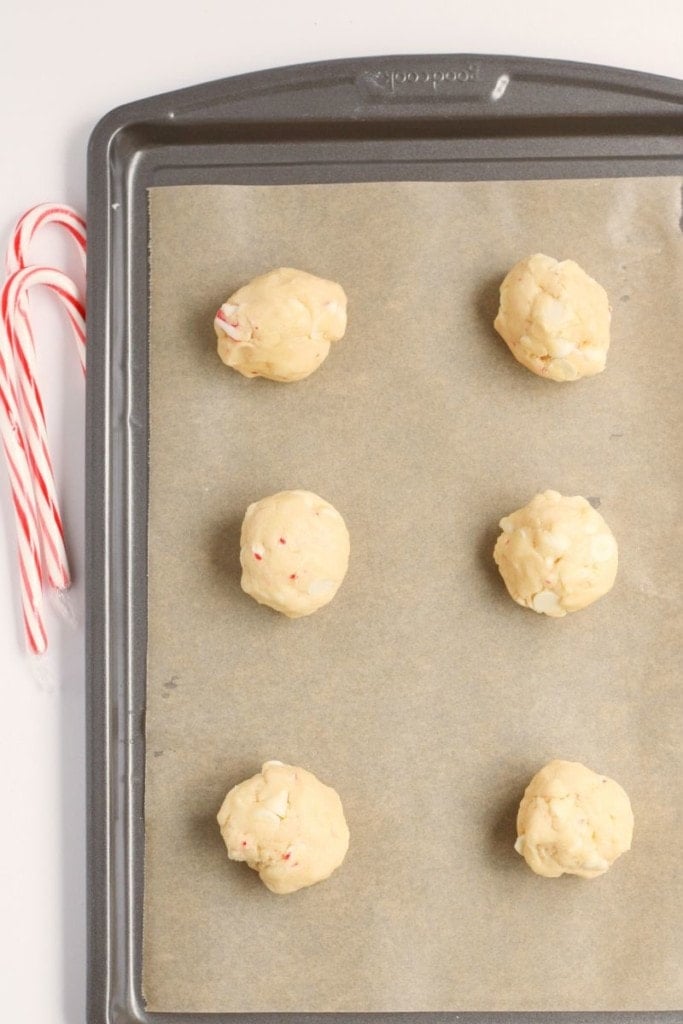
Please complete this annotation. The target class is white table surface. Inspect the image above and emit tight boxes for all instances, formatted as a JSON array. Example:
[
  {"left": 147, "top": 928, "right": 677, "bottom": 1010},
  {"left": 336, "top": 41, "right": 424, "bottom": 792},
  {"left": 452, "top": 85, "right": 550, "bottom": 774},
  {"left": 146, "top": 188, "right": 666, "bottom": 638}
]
[{"left": 1, "top": 2, "right": 681, "bottom": 1021}]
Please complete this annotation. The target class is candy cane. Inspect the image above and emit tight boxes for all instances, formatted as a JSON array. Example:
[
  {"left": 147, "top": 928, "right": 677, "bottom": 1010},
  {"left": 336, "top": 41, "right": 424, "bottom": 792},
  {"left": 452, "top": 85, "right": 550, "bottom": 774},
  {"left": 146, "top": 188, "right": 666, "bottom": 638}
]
[
  {"left": 0, "top": 313, "right": 47, "bottom": 654},
  {"left": 6, "top": 203, "right": 86, "bottom": 278},
  {"left": 1, "top": 267, "right": 86, "bottom": 594},
  {"left": 7, "top": 204, "right": 86, "bottom": 587},
  {"left": 0, "top": 204, "right": 86, "bottom": 654}
]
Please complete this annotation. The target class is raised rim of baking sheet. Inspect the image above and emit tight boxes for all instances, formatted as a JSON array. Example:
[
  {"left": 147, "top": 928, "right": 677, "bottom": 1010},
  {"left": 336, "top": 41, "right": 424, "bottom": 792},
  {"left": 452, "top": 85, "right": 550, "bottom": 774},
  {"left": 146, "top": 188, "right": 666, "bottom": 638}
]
[{"left": 85, "top": 53, "right": 683, "bottom": 1024}]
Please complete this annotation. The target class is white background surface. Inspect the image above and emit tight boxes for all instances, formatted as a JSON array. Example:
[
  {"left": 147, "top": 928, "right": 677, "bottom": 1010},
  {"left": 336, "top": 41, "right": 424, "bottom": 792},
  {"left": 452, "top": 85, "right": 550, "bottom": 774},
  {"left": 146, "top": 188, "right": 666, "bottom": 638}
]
[{"left": 1, "top": 3, "right": 681, "bottom": 1022}]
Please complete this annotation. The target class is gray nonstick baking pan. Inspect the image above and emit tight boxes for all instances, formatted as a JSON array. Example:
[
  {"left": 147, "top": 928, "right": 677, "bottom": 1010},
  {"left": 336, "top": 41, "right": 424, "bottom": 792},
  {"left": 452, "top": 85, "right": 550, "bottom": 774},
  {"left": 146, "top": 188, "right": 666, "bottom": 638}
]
[{"left": 86, "top": 54, "right": 683, "bottom": 1024}]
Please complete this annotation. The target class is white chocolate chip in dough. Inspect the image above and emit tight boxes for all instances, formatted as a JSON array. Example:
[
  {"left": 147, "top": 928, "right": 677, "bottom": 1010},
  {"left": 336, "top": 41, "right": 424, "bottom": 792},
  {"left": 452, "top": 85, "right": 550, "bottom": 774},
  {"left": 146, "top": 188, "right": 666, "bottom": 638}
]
[
  {"left": 308, "top": 578, "right": 335, "bottom": 598},
  {"left": 581, "top": 855, "right": 610, "bottom": 873},
  {"left": 592, "top": 534, "right": 617, "bottom": 562},
  {"left": 252, "top": 808, "right": 281, "bottom": 824},
  {"left": 493, "top": 490, "right": 618, "bottom": 616},
  {"left": 543, "top": 530, "right": 571, "bottom": 555},
  {"left": 531, "top": 590, "right": 561, "bottom": 615},
  {"left": 553, "top": 359, "right": 580, "bottom": 381},
  {"left": 494, "top": 254, "right": 611, "bottom": 381},
  {"left": 262, "top": 790, "right": 289, "bottom": 818},
  {"left": 548, "top": 336, "right": 576, "bottom": 358}
]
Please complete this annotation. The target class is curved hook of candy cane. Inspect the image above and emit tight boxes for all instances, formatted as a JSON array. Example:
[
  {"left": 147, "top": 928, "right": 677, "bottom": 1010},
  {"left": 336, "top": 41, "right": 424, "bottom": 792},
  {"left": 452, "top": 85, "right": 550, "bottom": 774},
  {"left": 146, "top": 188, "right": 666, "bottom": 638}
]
[
  {"left": 5, "top": 203, "right": 87, "bottom": 277},
  {"left": 0, "top": 311, "right": 47, "bottom": 655},
  {"left": 2, "top": 264, "right": 85, "bottom": 376},
  {"left": 1, "top": 266, "right": 86, "bottom": 595}
]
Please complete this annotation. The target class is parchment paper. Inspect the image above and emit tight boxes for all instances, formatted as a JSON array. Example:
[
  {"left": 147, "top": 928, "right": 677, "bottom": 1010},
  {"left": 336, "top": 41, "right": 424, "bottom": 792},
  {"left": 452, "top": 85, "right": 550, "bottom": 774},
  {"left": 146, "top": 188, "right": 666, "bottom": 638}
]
[{"left": 143, "top": 178, "right": 683, "bottom": 1013}]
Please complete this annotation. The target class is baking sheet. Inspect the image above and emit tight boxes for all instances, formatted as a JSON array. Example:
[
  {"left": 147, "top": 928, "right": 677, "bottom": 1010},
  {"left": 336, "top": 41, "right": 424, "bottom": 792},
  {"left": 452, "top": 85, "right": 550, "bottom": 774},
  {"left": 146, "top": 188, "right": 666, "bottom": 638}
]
[{"left": 143, "top": 177, "right": 683, "bottom": 1013}]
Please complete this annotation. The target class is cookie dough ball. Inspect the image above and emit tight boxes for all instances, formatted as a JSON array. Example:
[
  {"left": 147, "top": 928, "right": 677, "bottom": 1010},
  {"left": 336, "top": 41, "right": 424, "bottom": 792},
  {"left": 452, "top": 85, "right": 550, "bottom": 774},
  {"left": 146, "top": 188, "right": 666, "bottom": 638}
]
[
  {"left": 217, "top": 760, "right": 350, "bottom": 894},
  {"left": 240, "top": 490, "right": 350, "bottom": 617},
  {"left": 494, "top": 253, "right": 611, "bottom": 381},
  {"left": 214, "top": 267, "right": 347, "bottom": 382},
  {"left": 515, "top": 759, "right": 634, "bottom": 878},
  {"left": 493, "top": 490, "right": 618, "bottom": 617}
]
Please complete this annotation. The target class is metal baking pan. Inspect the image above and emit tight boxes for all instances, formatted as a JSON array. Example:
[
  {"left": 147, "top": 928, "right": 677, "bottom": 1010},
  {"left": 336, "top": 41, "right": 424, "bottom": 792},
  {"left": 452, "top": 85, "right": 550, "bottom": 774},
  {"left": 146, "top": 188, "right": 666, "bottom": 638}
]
[{"left": 86, "top": 54, "right": 683, "bottom": 1024}]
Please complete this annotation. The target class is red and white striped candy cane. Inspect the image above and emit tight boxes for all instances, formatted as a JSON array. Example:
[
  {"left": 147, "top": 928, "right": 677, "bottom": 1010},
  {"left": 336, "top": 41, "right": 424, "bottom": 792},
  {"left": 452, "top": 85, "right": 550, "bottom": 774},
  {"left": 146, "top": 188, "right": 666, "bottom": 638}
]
[
  {"left": 4, "top": 205, "right": 86, "bottom": 595},
  {"left": 0, "top": 309, "right": 47, "bottom": 654},
  {"left": 6, "top": 203, "right": 86, "bottom": 279},
  {"left": 1, "top": 267, "right": 86, "bottom": 595}
]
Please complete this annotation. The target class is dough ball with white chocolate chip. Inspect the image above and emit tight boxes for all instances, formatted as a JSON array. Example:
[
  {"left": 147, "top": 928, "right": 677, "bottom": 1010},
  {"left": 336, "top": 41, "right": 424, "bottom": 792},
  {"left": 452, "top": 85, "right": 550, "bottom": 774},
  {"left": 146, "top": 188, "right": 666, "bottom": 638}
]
[
  {"left": 217, "top": 760, "right": 350, "bottom": 894},
  {"left": 240, "top": 490, "right": 350, "bottom": 617},
  {"left": 214, "top": 267, "right": 347, "bottom": 382},
  {"left": 515, "top": 759, "right": 634, "bottom": 879},
  {"left": 494, "top": 253, "right": 611, "bottom": 381},
  {"left": 493, "top": 490, "right": 618, "bottom": 617}
]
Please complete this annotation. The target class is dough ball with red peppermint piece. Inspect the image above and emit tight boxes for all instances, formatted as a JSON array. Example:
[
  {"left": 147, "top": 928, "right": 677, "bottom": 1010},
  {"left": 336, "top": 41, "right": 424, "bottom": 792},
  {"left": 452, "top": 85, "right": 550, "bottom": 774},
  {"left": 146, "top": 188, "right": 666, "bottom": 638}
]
[
  {"left": 217, "top": 760, "right": 350, "bottom": 894},
  {"left": 214, "top": 267, "right": 347, "bottom": 382},
  {"left": 515, "top": 759, "right": 634, "bottom": 879},
  {"left": 493, "top": 490, "right": 618, "bottom": 617},
  {"left": 494, "top": 253, "right": 611, "bottom": 381},
  {"left": 240, "top": 490, "right": 350, "bottom": 617}
]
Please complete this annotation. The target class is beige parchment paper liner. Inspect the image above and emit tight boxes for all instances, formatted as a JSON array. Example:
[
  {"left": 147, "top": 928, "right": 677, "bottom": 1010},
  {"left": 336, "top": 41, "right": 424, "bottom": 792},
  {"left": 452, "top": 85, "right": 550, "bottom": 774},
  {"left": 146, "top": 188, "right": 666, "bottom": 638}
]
[{"left": 143, "top": 178, "right": 683, "bottom": 1012}]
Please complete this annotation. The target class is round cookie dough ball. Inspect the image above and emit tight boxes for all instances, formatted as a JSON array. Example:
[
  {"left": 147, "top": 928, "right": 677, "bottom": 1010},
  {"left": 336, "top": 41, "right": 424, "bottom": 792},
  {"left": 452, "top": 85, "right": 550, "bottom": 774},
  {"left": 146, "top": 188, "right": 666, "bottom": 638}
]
[
  {"left": 214, "top": 267, "right": 347, "bottom": 382},
  {"left": 217, "top": 760, "right": 350, "bottom": 894},
  {"left": 515, "top": 759, "right": 634, "bottom": 878},
  {"left": 493, "top": 490, "right": 618, "bottom": 617},
  {"left": 493, "top": 253, "right": 611, "bottom": 381},
  {"left": 240, "top": 490, "right": 350, "bottom": 617}
]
